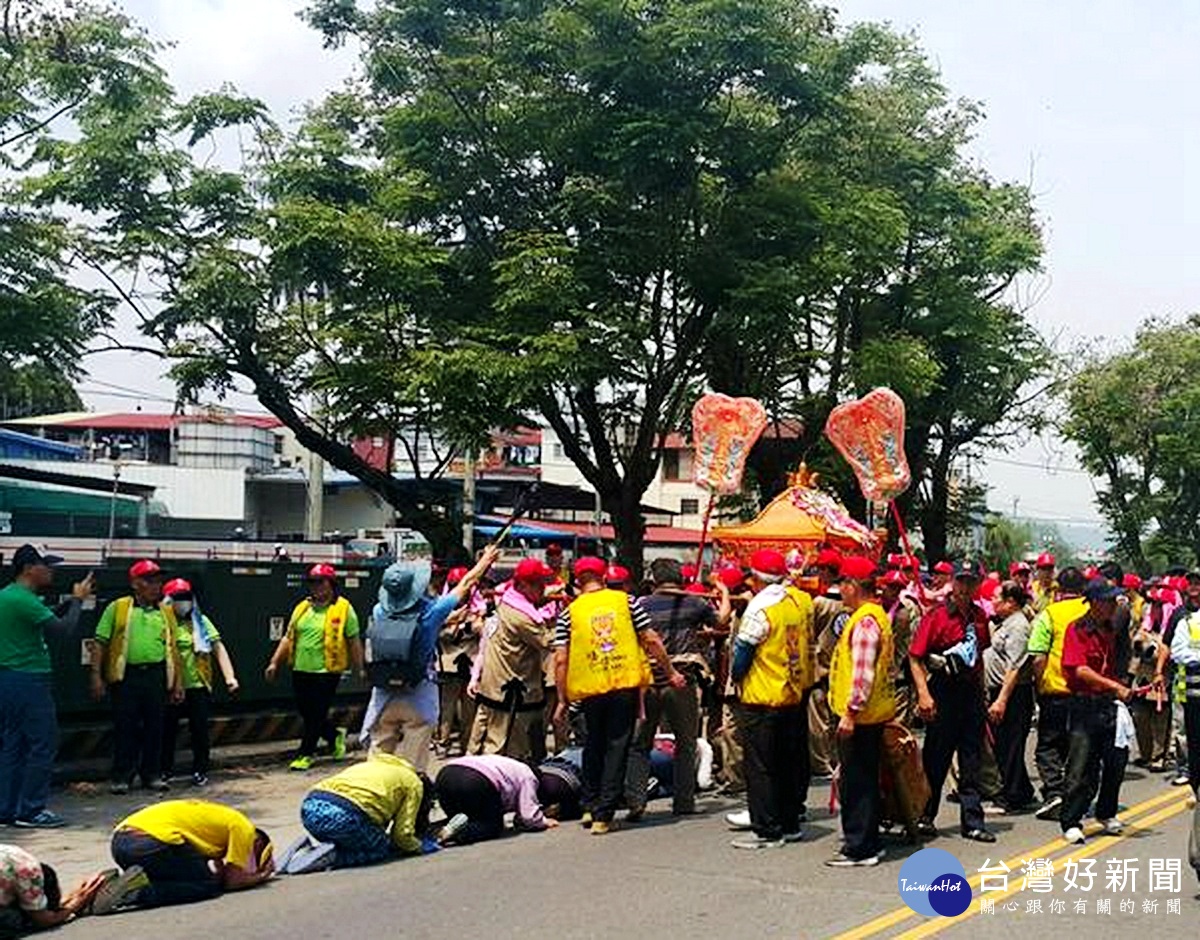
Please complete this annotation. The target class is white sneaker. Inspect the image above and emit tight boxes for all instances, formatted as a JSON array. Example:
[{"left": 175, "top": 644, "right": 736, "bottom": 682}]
[
  {"left": 781, "top": 830, "right": 804, "bottom": 844},
  {"left": 1099, "top": 817, "right": 1124, "bottom": 835},
  {"left": 725, "top": 809, "right": 753, "bottom": 831},
  {"left": 1063, "top": 826, "right": 1085, "bottom": 845}
]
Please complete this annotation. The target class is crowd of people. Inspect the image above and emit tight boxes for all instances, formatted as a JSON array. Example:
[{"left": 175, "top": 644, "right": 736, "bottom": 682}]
[{"left": 2, "top": 539, "right": 1200, "bottom": 931}]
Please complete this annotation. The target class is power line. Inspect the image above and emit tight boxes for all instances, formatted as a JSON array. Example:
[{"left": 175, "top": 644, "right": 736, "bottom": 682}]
[{"left": 984, "top": 455, "right": 1094, "bottom": 477}]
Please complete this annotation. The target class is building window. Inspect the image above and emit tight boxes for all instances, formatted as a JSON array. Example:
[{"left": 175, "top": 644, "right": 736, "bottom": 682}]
[
  {"left": 680, "top": 498, "right": 700, "bottom": 515},
  {"left": 663, "top": 450, "right": 680, "bottom": 480}
]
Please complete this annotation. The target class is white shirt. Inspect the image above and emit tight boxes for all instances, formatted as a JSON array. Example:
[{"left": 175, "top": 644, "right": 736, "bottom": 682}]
[{"left": 739, "top": 583, "right": 788, "bottom": 647}]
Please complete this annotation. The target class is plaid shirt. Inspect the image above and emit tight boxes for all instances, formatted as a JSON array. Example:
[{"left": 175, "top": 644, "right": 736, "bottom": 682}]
[{"left": 847, "top": 614, "right": 882, "bottom": 714}]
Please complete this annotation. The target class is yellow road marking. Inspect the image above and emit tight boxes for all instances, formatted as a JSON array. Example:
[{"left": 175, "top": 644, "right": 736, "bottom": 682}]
[
  {"left": 828, "top": 786, "right": 1188, "bottom": 940},
  {"left": 893, "top": 794, "right": 1192, "bottom": 939}
]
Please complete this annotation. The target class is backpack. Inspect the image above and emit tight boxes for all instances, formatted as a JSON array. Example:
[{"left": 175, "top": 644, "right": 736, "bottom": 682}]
[{"left": 365, "top": 600, "right": 428, "bottom": 689}]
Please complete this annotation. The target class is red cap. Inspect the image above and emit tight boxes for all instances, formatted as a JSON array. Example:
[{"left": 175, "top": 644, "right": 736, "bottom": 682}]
[
  {"left": 1122, "top": 573, "right": 1143, "bottom": 591},
  {"left": 1168, "top": 575, "right": 1189, "bottom": 593},
  {"left": 447, "top": 566, "right": 469, "bottom": 587},
  {"left": 815, "top": 548, "right": 843, "bottom": 569},
  {"left": 685, "top": 583, "right": 709, "bottom": 595},
  {"left": 717, "top": 564, "right": 745, "bottom": 589},
  {"left": 605, "top": 565, "right": 631, "bottom": 585},
  {"left": 574, "top": 556, "right": 607, "bottom": 579},
  {"left": 1009, "top": 561, "right": 1031, "bottom": 575},
  {"left": 681, "top": 563, "right": 698, "bottom": 581},
  {"left": 307, "top": 563, "right": 337, "bottom": 580},
  {"left": 749, "top": 549, "right": 788, "bottom": 578},
  {"left": 880, "top": 569, "right": 907, "bottom": 586},
  {"left": 546, "top": 543, "right": 563, "bottom": 555},
  {"left": 977, "top": 576, "right": 1002, "bottom": 601},
  {"left": 1082, "top": 565, "right": 1100, "bottom": 580},
  {"left": 839, "top": 555, "right": 877, "bottom": 581},
  {"left": 163, "top": 577, "right": 192, "bottom": 596},
  {"left": 514, "top": 558, "right": 554, "bottom": 583},
  {"left": 1036, "top": 552, "right": 1055, "bottom": 568},
  {"left": 129, "top": 559, "right": 162, "bottom": 580},
  {"left": 933, "top": 561, "right": 954, "bottom": 575}
]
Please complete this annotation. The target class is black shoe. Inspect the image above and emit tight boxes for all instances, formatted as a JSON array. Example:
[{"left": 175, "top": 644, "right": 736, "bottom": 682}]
[
  {"left": 915, "top": 819, "right": 938, "bottom": 838},
  {"left": 946, "top": 791, "right": 960, "bottom": 804},
  {"left": 963, "top": 828, "right": 997, "bottom": 843}
]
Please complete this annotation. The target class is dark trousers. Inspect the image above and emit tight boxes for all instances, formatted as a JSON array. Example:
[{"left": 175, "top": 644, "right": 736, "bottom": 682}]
[
  {"left": 921, "top": 674, "right": 985, "bottom": 833},
  {"left": 111, "top": 664, "right": 167, "bottom": 785},
  {"left": 991, "top": 683, "right": 1036, "bottom": 809},
  {"left": 1061, "top": 697, "right": 1127, "bottom": 831},
  {"left": 0, "top": 670, "right": 57, "bottom": 822},
  {"left": 1183, "top": 697, "right": 1200, "bottom": 795},
  {"left": 626, "top": 682, "right": 700, "bottom": 814},
  {"left": 1034, "top": 694, "right": 1070, "bottom": 804},
  {"left": 580, "top": 688, "right": 639, "bottom": 823},
  {"left": 293, "top": 671, "right": 341, "bottom": 757},
  {"left": 435, "top": 764, "right": 505, "bottom": 844},
  {"left": 162, "top": 687, "right": 212, "bottom": 777},
  {"left": 837, "top": 722, "right": 884, "bottom": 860},
  {"left": 111, "top": 828, "right": 222, "bottom": 908},
  {"left": 738, "top": 704, "right": 803, "bottom": 840}
]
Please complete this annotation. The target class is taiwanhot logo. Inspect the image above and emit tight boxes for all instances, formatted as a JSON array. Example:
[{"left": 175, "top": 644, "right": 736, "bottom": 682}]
[{"left": 896, "top": 847, "right": 972, "bottom": 917}]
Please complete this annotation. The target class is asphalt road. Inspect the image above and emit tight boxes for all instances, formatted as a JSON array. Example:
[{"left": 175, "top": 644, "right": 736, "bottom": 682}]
[{"left": 9, "top": 755, "right": 1199, "bottom": 940}]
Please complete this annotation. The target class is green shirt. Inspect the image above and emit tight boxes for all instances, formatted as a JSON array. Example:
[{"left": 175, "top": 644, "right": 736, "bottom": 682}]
[
  {"left": 1026, "top": 609, "right": 1053, "bottom": 654},
  {"left": 95, "top": 600, "right": 169, "bottom": 665},
  {"left": 174, "top": 614, "right": 222, "bottom": 690},
  {"left": 0, "top": 582, "right": 54, "bottom": 673},
  {"left": 293, "top": 601, "right": 360, "bottom": 673}
]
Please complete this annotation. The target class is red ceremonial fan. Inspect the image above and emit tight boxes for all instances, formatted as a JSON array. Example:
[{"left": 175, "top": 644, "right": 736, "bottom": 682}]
[{"left": 824, "top": 388, "right": 911, "bottom": 502}]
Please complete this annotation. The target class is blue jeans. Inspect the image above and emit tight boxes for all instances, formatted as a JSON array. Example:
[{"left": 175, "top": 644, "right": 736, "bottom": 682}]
[
  {"left": 301, "top": 792, "right": 393, "bottom": 867},
  {"left": 0, "top": 670, "right": 57, "bottom": 822}
]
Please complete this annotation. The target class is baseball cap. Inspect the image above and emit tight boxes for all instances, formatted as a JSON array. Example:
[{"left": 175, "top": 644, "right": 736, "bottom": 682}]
[
  {"left": 447, "top": 566, "right": 469, "bottom": 587},
  {"left": 815, "top": 548, "right": 843, "bottom": 569},
  {"left": 306, "top": 563, "right": 337, "bottom": 580},
  {"left": 129, "top": 559, "right": 162, "bottom": 580},
  {"left": 933, "top": 561, "right": 954, "bottom": 576},
  {"left": 953, "top": 561, "right": 981, "bottom": 581},
  {"left": 1009, "top": 561, "right": 1031, "bottom": 575},
  {"left": 574, "top": 556, "right": 607, "bottom": 579},
  {"left": 163, "top": 578, "right": 193, "bottom": 597},
  {"left": 1121, "top": 573, "right": 1143, "bottom": 592},
  {"left": 880, "top": 569, "right": 907, "bottom": 586},
  {"left": 605, "top": 564, "right": 632, "bottom": 585},
  {"left": 514, "top": 558, "right": 555, "bottom": 583},
  {"left": 838, "top": 555, "right": 877, "bottom": 582},
  {"left": 11, "top": 544, "right": 63, "bottom": 571},
  {"left": 1036, "top": 552, "right": 1055, "bottom": 568},
  {"left": 749, "top": 549, "right": 788, "bottom": 578}
]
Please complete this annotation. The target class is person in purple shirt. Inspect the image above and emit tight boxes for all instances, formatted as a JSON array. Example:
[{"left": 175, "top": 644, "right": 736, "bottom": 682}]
[{"left": 434, "top": 754, "right": 559, "bottom": 845}]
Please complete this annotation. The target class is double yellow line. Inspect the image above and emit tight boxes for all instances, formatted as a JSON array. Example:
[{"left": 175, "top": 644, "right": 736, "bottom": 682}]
[{"left": 831, "top": 786, "right": 1192, "bottom": 940}]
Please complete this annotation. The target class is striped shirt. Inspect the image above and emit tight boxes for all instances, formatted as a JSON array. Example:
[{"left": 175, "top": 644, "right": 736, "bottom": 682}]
[
  {"left": 555, "top": 595, "right": 653, "bottom": 648},
  {"left": 848, "top": 615, "right": 882, "bottom": 714}
]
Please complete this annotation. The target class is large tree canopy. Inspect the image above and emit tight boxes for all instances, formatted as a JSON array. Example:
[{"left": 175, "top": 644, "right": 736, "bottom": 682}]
[
  {"left": 1062, "top": 318, "right": 1200, "bottom": 571},
  {"left": 15, "top": 0, "right": 1054, "bottom": 566},
  {"left": 1, "top": 1, "right": 163, "bottom": 375}
]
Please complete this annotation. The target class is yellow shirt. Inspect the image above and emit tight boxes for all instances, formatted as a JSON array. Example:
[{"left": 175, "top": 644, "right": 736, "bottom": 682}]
[
  {"left": 117, "top": 800, "right": 257, "bottom": 869},
  {"left": 310, "top": 753, "right": 424, "bottom": 854}
]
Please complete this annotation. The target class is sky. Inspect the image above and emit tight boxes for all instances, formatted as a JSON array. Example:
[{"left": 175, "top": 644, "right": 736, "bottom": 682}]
[{"left": 81, "top": 0, "right": 1200, "bottom": 548}]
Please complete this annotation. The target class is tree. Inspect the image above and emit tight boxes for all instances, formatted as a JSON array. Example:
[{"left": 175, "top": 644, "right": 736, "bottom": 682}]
[
  {"left": 0, "top": 362, "right": 81, "bottom": 418},
  {"left": 983, "top": 514, "right": 1034, "bottom": 572},
  {"left": 702, "top": 33, "right": 1050, "bottom": 557},
  {"left": 1, "top": 1, "right": 163, "bottom": 376},
  {"left": 305, "top": 0, "right": 942, "bottom": 569},
  {"left": 1062, "top": 317, "right": 1200, "bottom": 570}
]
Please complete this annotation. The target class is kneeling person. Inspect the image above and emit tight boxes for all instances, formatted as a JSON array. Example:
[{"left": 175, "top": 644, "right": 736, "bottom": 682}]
[
  {"left": 95, "top": 800, "right": 273, "bottom": 913},
  {"left": 434, "top": 754, "right": 558, "bottom": 845},
  {"left": 285, "top": 752, "right": 434, "bottom": 873}
]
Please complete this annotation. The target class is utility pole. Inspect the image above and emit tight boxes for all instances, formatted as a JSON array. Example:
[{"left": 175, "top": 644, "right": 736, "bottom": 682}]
[{"left": 462, "top": 449, "right": 477, "bottom": 554}]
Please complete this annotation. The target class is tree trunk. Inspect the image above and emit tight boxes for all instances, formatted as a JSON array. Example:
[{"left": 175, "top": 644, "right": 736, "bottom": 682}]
[
  {"left": 605, "top": 489, "right": 647, "bottom": 580},
  {"left": 921, "top": 446, "right": 953, "bottom": 562}
]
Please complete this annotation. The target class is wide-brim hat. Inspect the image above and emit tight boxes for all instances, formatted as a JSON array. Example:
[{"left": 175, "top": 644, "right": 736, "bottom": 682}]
[{"left": 380, "top": 560, "right": 432, "bottom": 613}]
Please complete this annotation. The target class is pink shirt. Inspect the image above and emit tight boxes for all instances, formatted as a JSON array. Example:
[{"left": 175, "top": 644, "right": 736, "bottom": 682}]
[{"left": 444, "top": 755, "right": 548, "bottom": 829}]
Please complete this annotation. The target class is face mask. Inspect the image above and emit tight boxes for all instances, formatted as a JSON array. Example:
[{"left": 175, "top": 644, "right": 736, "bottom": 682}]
[{"left": 173, "top": 600, "right": 194, "bottom": 616}]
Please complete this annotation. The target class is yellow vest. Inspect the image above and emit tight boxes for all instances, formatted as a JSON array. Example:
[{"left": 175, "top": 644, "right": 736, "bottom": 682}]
[
  {"left": 104, "top": 597, "right": 180, "bottom": 688},
  {"left": 740, "top": 586, "right": 814, "bottom": 708},
  {"left": 829, "top": 602, "right": 896, "bottom": 724},
  {"left": 287, "top": 597, "right": 351, "bottom": 673},
  {"left": 565, "top": 589, "right": 645, "bottom": 701},
  {"left": 1036, "top": 596, "right": 1089, "bottom": 696}
]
